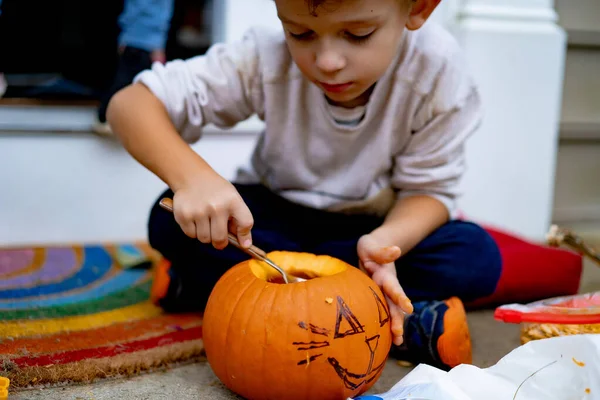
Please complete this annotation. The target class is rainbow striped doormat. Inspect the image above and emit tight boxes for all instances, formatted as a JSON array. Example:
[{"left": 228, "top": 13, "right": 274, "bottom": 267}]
[{"left": 0, "top": 244, "right": 203, "bottom": 388}]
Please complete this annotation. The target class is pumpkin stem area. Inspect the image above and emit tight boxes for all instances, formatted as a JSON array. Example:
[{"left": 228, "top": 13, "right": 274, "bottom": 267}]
[{"left": 248, "top": 251, "right": 349, "bottom": 283}]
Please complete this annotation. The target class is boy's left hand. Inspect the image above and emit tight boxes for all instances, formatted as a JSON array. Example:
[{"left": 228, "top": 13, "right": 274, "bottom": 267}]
[{"left": 357, "top": 234, "right": 414, "bottom": 346}]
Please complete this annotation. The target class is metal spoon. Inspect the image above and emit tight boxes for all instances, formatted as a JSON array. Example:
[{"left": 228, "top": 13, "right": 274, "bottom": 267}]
[{"left": 158, "top": 198, "right": 306, "bottom": 284}]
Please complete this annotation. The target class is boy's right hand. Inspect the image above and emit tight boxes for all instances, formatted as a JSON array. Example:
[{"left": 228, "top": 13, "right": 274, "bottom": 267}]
[{"left": 172, "top": 174, "right": 254, "bottom": 250}]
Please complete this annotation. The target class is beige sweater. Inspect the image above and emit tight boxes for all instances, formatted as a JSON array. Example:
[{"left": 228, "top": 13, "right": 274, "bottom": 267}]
[{"left": 135, "top": 22, "right": 481, "bottom": 218}]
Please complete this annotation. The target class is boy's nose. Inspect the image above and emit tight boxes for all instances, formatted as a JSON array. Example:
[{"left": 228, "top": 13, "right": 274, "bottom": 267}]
[{"left": 315, "top": 49, "right": 346, "bottom": 75}]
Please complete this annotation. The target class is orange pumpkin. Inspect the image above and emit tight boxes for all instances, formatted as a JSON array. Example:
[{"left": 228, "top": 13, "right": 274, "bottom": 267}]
[{"left": 203, "top": 251, "right": 393, "bottom": 400}]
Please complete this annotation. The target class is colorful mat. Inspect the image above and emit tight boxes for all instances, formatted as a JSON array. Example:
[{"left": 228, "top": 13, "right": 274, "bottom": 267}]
[{"left": 0, "top": 244, "right": 204, "bottom": 388}]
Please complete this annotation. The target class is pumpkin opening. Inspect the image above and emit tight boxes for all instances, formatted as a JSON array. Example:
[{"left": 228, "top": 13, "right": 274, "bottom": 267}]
[{"left": 248, "top": 251, "right": 349, "bottom": 283}]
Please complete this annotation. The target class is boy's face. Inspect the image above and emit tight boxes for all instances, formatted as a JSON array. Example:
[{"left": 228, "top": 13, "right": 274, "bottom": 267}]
[{"left": 275, "top": 0, "right": 413, "bottom": 108}]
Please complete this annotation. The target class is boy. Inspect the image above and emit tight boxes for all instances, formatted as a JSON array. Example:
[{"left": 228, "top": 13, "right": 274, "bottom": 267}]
[{"left": 107, "top": 0, "right": 502, "bottom": 371}]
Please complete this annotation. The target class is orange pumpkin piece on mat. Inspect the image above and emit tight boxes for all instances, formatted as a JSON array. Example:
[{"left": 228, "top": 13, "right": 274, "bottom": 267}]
[{"left": 203, "top": 251, "right": 393, "bottom": 400}]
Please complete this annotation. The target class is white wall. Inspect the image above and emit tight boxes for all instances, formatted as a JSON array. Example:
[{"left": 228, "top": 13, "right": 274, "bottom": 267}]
[
  {"left": 451, "top": 0, "right": 566, "bottom": 240},
  {"left": 0, "top": 131, "right": 257, "bottom": 247}
]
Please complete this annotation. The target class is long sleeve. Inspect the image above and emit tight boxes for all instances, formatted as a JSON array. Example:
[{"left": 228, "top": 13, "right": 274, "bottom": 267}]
[
  {"left": 391, "top": 53, "right": 483, "bottom": 217},
  {"left": 133, "top": 28, "right": 266, "bottom": 143}
]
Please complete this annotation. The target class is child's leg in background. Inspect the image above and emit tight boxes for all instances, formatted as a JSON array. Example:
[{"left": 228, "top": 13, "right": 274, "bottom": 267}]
[
  {"left": 94, "top": 46, "right": 155, "bottom": 133},
  {"left": 94, "top": 0, "right": 175, "bottom": 135}
]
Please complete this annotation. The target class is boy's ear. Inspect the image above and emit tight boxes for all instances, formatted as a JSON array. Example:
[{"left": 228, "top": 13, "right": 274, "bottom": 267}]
[{"left": 406, "top": 0, "right": 441, "bottom": 31}]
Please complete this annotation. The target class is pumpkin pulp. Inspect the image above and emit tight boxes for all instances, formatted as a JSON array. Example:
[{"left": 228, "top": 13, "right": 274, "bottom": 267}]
[{"left": 248, "top": 251, "right": 348, "bottom": 283}]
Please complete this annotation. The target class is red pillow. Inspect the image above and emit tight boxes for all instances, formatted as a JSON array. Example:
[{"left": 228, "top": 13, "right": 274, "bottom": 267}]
[{"left": 466, "top": 224, "right": 583, "bottom": 309}]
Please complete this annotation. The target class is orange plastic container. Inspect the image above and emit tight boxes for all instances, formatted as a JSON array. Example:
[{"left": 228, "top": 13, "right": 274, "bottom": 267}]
[{"left": 495, "top": 292, "right": 600, "bottom": 344}]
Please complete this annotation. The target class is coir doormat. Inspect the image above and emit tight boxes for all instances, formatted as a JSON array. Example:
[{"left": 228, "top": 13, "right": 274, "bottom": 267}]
[{"left": 0, "top": 244, "right": 204, "bottom": 388}]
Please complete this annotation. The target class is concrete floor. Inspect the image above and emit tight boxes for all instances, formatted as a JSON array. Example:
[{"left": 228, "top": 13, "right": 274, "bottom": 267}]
[{"left": 11, "top": 309, "right": 523, "bottom": 400}]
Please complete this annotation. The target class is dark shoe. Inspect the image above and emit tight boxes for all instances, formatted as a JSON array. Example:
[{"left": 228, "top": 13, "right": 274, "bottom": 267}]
[
  {"left": 150, "top": 258, "right": 203, "bottom": 313},
  {"left": 92, "top": 118, "right": 114, "bottom": 136},
  {"left": 391, "top": 297, "right": 472, "bottom": 371}
]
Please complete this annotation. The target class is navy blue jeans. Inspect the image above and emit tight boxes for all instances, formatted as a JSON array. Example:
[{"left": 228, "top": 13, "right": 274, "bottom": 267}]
[{"left": 148, "top": 184, "right": 502, "bottom": 311}]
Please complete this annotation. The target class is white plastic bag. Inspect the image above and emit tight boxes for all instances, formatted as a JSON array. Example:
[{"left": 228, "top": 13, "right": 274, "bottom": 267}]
[{"left": 351, "top": 334, "right": 600, "bottom": 400}]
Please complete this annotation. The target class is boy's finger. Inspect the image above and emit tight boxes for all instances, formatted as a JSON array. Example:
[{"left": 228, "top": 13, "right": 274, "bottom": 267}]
[
  {"left": 209, "top": 212, "right": 229, "bottom": 250},
  {"left": 387, "top": 300, "right": 405, "bottom": 346},
  {"left": 382, "top": 275, "right": 413, "bottom": 314},
  {"left": 358, "top": 260, "right": 370, "bottom": 275},
  {"left": 173, "top": 207, "right": 198, "bottom": 239},
  {"left": 230, "top": 202, "right": 254, "bottom": 248},
  {"left": 360, "top": 260, "right": 381, "bottom": 275},
  {"left": 176, "top": 216, "right": 197, "bottom": 239},
  {"left": 195, "top": 215, "right": 211, "bottom": 244},
  {"left": 368, "top": 245, "right": 401, "bottom": 265}
]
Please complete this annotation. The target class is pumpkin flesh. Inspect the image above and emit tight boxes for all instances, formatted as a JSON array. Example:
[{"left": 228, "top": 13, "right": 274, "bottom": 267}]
[{"left": 203, "top": 251, "right": 393, "bottom": 400}]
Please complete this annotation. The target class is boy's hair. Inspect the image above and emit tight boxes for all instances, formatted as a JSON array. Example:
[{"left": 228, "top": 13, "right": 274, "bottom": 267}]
[
  {"left": 301, "top": 0, "right": 412, "bottom": 16},
  {"left": 303, "top": 0, "right": 342, "bottom": 15},
  {"left": 305, "top": 0, "right": 332, "bottom": 13}
]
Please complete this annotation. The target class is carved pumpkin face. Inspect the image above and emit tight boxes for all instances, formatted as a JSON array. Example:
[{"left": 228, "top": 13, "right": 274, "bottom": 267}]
[{"left": 203, "top": 251, "right": 392, "bottom": 400}]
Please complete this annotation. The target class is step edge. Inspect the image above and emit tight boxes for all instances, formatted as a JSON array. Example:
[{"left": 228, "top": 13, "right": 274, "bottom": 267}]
[
  {"left": 560, "top": 121, "right": 600, "bottom": 140},
  {"left": 566, "top": 28, "right": 600, "bottom": 48}
]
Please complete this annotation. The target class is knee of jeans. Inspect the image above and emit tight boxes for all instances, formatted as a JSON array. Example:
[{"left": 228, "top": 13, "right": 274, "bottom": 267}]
[
  {"left": 147, "top": 204, "right": 180, "bottom": 258},
  {"left": 454, "top": 222, "right": 503, "bottom": 298},
  {"left": 147, "top": 214, "right": 168, "bottom": 257}
]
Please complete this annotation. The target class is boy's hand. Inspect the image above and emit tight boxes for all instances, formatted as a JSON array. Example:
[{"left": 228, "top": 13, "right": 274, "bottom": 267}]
[
  {"left": 172, "top": 173, "right": 254, "bottom": 250},
  {"left": 357, "top": 234, "right": 414, "bottom": 346}
]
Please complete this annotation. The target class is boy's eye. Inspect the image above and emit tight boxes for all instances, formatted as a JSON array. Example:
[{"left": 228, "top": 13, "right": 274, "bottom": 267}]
[
  {"left": 289, "top": 31, "right": 315, "bottom": 41},
  {"left": 287, "top": 29, "right": 375, "bottom": 43},
  {"left": 345, "top": 31, "right": 375, "bottom": 44}
]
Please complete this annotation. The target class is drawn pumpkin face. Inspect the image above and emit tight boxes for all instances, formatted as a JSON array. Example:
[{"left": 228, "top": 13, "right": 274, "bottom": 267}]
[{"left": 203, "top": 251, "right": 393, "bottom": 400}]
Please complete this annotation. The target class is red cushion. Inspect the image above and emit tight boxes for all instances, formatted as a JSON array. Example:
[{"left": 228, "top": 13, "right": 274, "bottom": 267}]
[{"left": 466, "top": 224, "right": 583, "bottom": 309}]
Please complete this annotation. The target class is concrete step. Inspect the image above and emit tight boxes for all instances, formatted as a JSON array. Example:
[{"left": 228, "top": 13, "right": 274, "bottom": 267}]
[
  {"left": 559, "top": 47, "right": 600, "bottom": 130},
  {"left": 567, "top": 29, "right": 600, "bottom": 48},
  {"left": 552, "top": 0, "right": 600, "bottom": 243},
  {"left": 553, "top": 46, "right": 600, "bottom": 225},
  {"left": 560, "top": 121, "right": 600, "bottom": 141},
  {"left": 555, "top": 0, "right": 600, "bottom": 36},
  {"left": 552, "top": 142, "right": 600, "bottom": 224}
]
